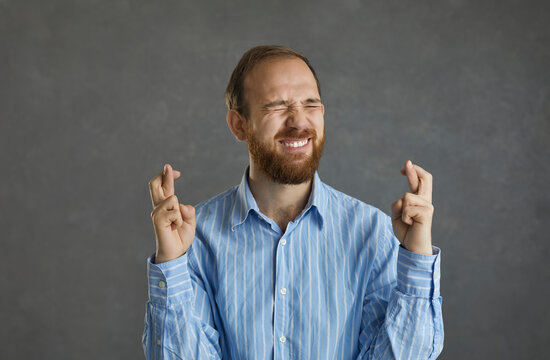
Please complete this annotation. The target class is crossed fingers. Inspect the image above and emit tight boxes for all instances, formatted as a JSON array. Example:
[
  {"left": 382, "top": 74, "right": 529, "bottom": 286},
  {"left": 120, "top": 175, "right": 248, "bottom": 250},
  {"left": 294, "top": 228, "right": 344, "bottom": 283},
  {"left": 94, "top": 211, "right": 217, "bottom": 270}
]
[
  {"left": 148, "top": 164, "right": 181, "bottom": 208},
  {"left": 400, "top": 160, "right": 433, "bottom": 203}
]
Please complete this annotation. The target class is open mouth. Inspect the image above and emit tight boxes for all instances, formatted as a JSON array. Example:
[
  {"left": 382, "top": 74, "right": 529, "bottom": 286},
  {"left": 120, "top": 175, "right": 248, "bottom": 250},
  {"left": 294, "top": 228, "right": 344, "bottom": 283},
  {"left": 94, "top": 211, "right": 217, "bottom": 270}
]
[{"left": 279, "top": 138, "right": 311, "bottom": 148}]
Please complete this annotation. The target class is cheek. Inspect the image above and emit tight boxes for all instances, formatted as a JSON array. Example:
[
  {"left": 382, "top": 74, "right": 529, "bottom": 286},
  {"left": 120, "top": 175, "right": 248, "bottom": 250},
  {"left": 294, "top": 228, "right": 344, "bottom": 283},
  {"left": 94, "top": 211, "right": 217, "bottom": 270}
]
[
  {"left": 258, "top": 122, "right": 282, "bottom": 139},
  {"left": 250, "top": 125, "right": 278, "bottom": 144},
  {"left": 315, "top": 117, "right": 325, "bottom": 137}
]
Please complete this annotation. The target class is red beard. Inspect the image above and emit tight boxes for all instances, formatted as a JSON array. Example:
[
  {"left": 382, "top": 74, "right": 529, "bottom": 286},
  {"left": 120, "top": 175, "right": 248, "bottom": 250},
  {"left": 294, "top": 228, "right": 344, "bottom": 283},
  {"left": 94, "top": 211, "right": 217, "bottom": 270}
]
[{"left": 247, "top": 127, "right": 325, "bottom": 184}]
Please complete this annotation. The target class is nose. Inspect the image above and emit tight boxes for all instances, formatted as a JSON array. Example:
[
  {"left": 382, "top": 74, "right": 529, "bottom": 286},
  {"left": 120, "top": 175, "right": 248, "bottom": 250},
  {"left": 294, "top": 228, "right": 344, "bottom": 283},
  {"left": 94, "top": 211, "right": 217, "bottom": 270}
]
[{"left": 285, "top": 106, "right": 309, "bottom": 129}]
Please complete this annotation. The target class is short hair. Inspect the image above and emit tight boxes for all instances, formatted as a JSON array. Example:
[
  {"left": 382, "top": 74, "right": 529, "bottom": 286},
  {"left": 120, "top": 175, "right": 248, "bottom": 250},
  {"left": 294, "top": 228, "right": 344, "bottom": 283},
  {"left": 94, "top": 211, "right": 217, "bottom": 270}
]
[{"left": 225, "top": 45, "right": 321, "bottom": 118}]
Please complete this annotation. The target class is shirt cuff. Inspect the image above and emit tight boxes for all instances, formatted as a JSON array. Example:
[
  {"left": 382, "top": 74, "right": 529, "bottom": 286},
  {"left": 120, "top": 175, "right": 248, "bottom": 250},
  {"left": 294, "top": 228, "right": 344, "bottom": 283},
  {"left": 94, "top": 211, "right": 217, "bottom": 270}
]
[
  {"left": 396, "top": 245, "right": 441, "bottom": 298},
  {"left": 147, "top": 253, "right": 193, "bottom": 305}
]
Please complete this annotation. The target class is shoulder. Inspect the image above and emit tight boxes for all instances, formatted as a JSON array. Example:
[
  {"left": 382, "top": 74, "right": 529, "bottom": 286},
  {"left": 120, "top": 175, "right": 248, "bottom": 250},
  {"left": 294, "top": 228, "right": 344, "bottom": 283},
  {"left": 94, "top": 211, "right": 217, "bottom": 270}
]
[
  {"left": 193, "top": 185, "right": 238, "bottom": 220},
  {"left": 320, "top": 181, "right": 390, "bottom": 226},
  {"left": 319, "top": 181, "right": 398, "bottom": 264},
  {"left": 186, "top": 185, "right": 238, "bottom": 271}
]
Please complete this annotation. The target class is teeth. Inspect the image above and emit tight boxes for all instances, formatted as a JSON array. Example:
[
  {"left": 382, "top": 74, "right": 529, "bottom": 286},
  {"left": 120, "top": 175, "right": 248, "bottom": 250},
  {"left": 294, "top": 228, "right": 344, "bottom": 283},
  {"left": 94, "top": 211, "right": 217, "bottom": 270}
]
[{"left": 283, "top": 139, "right": 308, "bottom": 147}]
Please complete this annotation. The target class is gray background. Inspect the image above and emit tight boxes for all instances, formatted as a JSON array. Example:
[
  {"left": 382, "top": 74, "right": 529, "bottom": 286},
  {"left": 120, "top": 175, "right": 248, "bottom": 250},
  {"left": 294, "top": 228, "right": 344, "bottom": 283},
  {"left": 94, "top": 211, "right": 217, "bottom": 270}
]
[{"left": 1, "top": 0, "right": 548, "bottom": 359}]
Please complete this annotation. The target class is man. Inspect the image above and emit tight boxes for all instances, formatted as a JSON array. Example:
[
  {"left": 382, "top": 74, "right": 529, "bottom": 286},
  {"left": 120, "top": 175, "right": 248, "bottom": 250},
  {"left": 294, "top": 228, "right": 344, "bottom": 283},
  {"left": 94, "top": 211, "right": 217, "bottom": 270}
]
[{"left": 143, "top": 45, "right": 443, "bottom": 359}]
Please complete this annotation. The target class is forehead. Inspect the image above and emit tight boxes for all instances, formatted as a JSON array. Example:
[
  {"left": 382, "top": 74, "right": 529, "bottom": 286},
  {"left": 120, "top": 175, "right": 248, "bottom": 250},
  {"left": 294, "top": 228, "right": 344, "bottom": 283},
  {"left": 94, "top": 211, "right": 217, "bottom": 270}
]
[{"left": 243, "top": 57, "right": 319, "bottom": 103}]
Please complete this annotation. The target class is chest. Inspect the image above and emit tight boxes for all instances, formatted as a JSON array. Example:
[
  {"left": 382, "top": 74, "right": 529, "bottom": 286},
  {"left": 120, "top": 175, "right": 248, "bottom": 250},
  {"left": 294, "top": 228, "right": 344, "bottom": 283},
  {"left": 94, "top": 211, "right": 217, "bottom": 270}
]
[{"left": 211, "top": 220, "right": 373, "bottom": 348}]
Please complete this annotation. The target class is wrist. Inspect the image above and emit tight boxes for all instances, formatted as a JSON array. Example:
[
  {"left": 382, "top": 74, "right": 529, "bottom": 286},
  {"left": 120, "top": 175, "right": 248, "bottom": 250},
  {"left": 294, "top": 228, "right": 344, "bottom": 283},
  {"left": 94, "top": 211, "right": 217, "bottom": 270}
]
[
  {"left": 403, "top": 243, "right": 433, "bottom": 255},
  {"left": 154, "top": 251, "right": 186, "bottom": 264}
]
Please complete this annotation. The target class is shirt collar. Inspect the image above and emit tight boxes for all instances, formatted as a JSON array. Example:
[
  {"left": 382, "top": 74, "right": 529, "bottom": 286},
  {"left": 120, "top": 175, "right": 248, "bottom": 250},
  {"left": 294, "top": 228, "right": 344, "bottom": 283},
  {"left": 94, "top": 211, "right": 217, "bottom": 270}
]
[
  {"left": 230, "top": 167, "right": 326, "bottom": 231},
  {"left": 230, "top": 167, "right": 260, "bottom": 231}
]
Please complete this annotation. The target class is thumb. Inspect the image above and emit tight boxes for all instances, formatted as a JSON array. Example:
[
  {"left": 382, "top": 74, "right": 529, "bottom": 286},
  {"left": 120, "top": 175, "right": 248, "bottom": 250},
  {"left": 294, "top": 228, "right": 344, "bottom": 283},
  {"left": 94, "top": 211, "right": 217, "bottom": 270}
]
[
  {"left": 176, "top": 204, "right": 196, "bottom": 253},
  {"left": 391, "top": 198, "right": 403, "bottom": 221},
  {"left": 179, "top": 204, "right": 196, "bottom": 225},
  {"left": 391, "top": 199, "right": 407, "bottom": 243}
]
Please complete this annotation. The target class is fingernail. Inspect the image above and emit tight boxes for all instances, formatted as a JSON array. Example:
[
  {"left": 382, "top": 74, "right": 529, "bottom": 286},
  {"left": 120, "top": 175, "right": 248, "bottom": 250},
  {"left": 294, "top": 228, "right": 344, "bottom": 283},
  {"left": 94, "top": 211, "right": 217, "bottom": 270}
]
[
  {"left": 407, "top": 160, "right": 412, "bottom": 168},
  {"left": 163, "top": 164, "right": 167, "bottom": 175}
]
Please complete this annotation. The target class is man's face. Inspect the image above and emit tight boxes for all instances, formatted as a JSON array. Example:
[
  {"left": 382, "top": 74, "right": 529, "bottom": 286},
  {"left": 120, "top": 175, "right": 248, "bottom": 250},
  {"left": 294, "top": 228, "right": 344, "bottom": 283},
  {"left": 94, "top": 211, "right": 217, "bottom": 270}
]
[{"left": 242, "top": 57, "right": 325, "bottom": 184}]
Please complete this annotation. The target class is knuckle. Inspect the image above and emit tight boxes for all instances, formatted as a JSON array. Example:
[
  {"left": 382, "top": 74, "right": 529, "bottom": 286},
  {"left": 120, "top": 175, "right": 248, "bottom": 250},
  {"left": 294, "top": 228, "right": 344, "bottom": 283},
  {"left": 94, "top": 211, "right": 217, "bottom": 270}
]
[
  {"left": 150, "top": 209, "right": 160, "bottom": 223},
  {"left": 148, "top": 176, "right": 160, "bottom": 188},
  {"left": 167, "top": 194, "right": 179, "bottom": 203}
]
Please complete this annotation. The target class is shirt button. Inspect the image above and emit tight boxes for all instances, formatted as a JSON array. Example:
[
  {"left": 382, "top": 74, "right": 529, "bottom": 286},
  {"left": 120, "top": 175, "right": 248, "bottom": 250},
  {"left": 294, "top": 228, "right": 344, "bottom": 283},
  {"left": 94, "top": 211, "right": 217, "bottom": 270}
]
[
  {"left": 280, "top": 288, "right": 287, "bottom": 295},
  {"left": 156, "top": 339, "right": 161, "bottom": 346},
  {"left": 280, "top": 238, "right": 287, "bottom": 246},
  {"left": 279, "top": 335, "right": 286, "bottom": 343},
  {"left": 158, "top": 281, "right": 166, "bottom": 288}
]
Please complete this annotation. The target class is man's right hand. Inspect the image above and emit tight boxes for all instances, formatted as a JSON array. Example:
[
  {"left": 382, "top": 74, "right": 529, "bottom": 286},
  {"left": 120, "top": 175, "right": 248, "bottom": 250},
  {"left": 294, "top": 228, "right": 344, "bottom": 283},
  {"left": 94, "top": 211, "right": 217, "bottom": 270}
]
[{"left": 149, "top": 164, "right": 196, "bottom": 264}]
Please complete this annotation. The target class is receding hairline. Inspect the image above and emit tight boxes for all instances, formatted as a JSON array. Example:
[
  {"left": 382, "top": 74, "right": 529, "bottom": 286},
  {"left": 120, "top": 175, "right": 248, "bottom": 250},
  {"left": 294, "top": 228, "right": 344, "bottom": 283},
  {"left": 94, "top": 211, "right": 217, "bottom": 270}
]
[
  {"left": 225, "top": 45, "right": 322, "bottom": 118},
  {"left": 240, "top": 55, "right": 320, "bottom": 113}
]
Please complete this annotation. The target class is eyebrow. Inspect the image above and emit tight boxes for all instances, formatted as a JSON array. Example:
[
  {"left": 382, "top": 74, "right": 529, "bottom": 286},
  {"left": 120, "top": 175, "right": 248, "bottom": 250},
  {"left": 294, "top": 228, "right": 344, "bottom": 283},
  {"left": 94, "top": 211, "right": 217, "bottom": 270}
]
[
  {"left": 302, "top": 98, "right": 322, "bottom": 105},
  {"left": 262, "top": 98, "right": 322, "bottom": 109}
]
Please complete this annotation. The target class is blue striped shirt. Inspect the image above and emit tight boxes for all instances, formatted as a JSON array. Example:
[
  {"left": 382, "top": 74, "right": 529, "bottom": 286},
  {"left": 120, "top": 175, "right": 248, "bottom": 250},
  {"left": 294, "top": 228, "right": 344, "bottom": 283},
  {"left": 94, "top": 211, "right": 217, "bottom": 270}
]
[{"left": 143, "top": 170, "right": 444, "bottom": 359}]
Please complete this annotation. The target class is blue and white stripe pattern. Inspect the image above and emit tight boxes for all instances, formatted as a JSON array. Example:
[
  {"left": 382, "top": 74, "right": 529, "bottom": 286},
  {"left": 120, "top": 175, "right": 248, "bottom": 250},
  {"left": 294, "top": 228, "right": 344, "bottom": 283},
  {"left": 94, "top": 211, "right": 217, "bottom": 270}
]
[{"left": 143, "top": 170, "right": 443, "bottom": 359}]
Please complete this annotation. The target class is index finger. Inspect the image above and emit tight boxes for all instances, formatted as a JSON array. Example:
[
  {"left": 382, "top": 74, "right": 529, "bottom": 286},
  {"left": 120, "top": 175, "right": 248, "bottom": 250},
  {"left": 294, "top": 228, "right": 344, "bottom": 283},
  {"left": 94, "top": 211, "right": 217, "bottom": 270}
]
[
  {"left": 162, "top": 164, "right": 176, "bottom": 198},
  {"left": 148, "top": 164, "right": 181, "bottom": 207},
  {"left": 401, "top": 160, "right": 419, "bottom": 194},
  {"left": 401, "top": 161, "right": 432, "bottom": 202}
]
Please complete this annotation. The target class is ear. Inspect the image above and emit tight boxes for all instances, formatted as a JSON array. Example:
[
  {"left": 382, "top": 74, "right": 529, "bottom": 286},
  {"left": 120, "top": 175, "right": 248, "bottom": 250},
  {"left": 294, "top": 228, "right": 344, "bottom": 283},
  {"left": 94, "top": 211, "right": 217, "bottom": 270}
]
[{"left": 226, "top": 109, "right": 247, "bottom": 141}]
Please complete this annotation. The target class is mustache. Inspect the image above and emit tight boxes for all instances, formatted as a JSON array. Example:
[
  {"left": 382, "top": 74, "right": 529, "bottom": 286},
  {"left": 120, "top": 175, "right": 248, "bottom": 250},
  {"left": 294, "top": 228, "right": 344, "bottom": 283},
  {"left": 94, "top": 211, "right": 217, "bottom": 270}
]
[{"left": 275, "top": 128, "right": 316, "bottom": 140}]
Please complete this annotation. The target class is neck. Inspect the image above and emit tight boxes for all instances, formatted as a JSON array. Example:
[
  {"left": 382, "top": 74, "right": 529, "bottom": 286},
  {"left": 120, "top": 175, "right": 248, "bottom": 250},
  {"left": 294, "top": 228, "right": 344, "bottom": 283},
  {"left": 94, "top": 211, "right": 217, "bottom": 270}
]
[{"left": 248, "top": 162, "right": 313, "bottom": 233}]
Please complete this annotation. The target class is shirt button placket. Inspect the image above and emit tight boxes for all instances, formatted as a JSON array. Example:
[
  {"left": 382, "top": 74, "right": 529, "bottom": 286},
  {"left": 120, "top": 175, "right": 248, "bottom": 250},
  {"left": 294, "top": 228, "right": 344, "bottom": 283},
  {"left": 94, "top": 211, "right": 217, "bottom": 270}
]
[{"left": 276, "top": 236, "right": 288, "bottom": 357}]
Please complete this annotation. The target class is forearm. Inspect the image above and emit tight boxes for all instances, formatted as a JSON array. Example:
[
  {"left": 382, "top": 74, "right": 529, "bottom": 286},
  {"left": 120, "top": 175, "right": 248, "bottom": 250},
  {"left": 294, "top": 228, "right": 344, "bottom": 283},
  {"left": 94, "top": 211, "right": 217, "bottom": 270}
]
[
  {"left": 142, "top": 254, "right": 221, "bottom": 359},
  {"left": 358, "top": 246, "right": 444, "bottom": 359},
  {"left": 359, "top": 291, "right": 443, "bottom": 359}
]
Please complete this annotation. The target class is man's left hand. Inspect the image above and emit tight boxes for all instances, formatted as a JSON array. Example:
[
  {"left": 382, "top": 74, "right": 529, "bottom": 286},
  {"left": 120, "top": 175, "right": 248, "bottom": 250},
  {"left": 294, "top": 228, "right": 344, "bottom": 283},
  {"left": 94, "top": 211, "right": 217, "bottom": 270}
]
[{"left": 391, "top": 160, "right": 434, "bottom": 255}]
